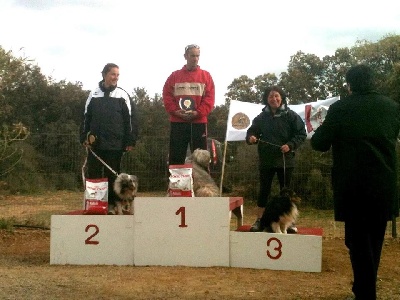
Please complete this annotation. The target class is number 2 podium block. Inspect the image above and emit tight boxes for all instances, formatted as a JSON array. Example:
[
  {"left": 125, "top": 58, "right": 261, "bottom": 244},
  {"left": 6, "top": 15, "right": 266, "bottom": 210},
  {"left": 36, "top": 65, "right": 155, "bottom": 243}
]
[
  {"left": 229, "top": 231, "right": 322, "bottom": 272},
  {"left": 133, "top": 197, "right": 230, "bottom": 267},
  {"left": 50, "top": 215, "right": 135, "bottom": 265}
]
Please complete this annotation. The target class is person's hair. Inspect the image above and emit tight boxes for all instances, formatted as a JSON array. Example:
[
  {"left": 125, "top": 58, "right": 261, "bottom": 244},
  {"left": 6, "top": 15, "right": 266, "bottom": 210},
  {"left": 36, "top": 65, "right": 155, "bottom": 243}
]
[
  {"left": 345, "top": 64, "right": 375, "bottom": 93},
  {"left": 262, "top": 86, "right": 287, "bottom": 106},
  {"left": 185, "top": 44, "right": 200, "bottom": 54},
  {"left": 101, "top": 63, "right": 119, "bottom": 78}
]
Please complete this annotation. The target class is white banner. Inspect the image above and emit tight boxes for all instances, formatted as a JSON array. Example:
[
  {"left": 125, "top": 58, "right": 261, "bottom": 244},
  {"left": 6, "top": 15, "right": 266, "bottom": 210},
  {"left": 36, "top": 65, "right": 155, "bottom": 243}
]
[{"left": 225, "top": 97, "right": 340, "bottom": 141}]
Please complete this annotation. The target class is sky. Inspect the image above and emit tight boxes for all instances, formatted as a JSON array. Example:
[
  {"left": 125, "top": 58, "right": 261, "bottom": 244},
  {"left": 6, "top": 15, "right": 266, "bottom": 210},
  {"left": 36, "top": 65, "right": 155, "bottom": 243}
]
[{"left": 1, "top": 0, "right": 400, "bottom": 106}]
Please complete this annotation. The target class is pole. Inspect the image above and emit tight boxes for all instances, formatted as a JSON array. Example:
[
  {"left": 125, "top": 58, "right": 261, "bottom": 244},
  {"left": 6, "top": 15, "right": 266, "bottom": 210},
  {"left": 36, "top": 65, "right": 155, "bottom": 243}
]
[{"left": 219, "top": 140, "right": 228, "bottom": 196}]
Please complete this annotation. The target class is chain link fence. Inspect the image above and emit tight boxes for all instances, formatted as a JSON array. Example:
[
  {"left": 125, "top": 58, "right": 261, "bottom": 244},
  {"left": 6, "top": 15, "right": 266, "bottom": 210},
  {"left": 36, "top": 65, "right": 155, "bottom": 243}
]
[{"left": 0, "top": 134, "right": 398, "bottom": 237}]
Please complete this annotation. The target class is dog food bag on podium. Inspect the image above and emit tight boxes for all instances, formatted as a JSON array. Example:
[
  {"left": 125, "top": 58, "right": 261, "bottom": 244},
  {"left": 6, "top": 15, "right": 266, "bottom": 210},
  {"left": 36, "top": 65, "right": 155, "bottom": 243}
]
[
  {"left": 168, "top": 164, "right": 194, "bottom": 197},
  {"left": 84, "top": 178, "right": 108, "bottom": 214}
]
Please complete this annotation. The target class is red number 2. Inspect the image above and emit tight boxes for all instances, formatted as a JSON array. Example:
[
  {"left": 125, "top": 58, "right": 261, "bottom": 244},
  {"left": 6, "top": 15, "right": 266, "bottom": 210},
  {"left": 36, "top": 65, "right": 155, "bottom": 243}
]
[
  {"left": 85, "top": 224, "right": 100, "bottom": 245},
  {"left": 175, "top": 206, "right": 188, "bottom": 228},
  {"left": 266, "top": 237, "right": 282, "bottom": 259}
]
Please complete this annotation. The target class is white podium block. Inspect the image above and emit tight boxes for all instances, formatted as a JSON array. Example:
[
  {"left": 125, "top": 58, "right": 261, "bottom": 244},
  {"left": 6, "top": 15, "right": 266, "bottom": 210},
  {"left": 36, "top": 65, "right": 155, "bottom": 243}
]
[
  {"left": 229, "top": 231, "right": 322, "bottom": 272},
  {"left": 50, "top": 215, "right": 134, "bottom": 265},
  {"left": 133, "top": 197, "right": 230, "bottom": 267}
]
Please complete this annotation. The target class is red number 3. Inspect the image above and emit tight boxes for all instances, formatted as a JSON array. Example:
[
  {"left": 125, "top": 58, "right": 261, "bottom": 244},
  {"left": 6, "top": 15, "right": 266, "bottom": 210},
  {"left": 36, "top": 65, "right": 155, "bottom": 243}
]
[{"left": 266, "top": 237, "right": 282, "bottom": 259}]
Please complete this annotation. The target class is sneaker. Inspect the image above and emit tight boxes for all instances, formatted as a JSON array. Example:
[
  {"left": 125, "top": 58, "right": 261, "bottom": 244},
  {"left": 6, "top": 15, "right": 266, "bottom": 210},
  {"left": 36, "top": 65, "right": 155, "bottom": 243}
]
[{"left": 250, "top": 218, "right": 262, "bottom": 232}]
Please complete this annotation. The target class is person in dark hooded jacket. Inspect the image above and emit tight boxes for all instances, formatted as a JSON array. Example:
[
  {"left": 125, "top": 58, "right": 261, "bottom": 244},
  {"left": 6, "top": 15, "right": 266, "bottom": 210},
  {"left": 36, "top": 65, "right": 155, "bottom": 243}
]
[{"left": 246, "top": 86, "right": 306, "bottom": 232}]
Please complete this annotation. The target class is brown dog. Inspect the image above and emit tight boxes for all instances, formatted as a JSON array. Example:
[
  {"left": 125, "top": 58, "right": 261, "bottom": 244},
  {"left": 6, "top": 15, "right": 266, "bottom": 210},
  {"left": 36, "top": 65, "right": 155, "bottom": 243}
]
[{"left": 187, "top": 149, "right": 219, "bottom": 197}]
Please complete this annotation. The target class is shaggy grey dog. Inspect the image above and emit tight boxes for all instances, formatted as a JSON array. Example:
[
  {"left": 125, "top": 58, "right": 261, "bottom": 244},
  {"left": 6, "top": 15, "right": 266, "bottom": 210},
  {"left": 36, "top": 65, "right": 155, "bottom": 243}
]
[
  {"left": 113, "top": 173, "right": 138, "bottom": 215},
  {"left": 187, "top": 149, "right": 220, "bottom": 197}
]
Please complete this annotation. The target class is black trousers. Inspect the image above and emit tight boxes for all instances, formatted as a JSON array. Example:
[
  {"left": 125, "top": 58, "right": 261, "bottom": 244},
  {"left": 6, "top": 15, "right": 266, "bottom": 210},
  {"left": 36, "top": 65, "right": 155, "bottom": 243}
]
[
  {"left": 345, "top": 216, "right": 387, "bottom": 300},
  {"left": 258, "top": 166, "right": 294, "bottom": 208},
  {"left": 86, "top": 149, "right": 123, "bottom": 206},
  {"left": 168, "top": 122, "right": 207, "bottom": 165}
]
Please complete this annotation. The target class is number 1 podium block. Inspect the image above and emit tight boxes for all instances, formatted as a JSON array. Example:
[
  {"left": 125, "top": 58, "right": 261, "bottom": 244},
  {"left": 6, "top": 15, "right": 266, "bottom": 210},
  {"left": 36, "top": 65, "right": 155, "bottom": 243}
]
[
  {"left": 133, "top": 197, "right": 230, "bottom": 267},
  {"left": 229, "top": 231, "right": 322, "bottom": 272},
  {"left": 50, "top": 215, "right": 135, "bottom": 265}
]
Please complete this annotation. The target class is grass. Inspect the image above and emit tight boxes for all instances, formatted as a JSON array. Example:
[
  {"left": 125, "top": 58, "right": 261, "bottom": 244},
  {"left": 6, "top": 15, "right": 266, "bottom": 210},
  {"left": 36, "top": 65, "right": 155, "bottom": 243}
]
[
  {"left": 0, "top": 217, "right": 16, "bottom": 231},
  {"left": 0, "top": 190, "right": 398, "bottom": 239}
]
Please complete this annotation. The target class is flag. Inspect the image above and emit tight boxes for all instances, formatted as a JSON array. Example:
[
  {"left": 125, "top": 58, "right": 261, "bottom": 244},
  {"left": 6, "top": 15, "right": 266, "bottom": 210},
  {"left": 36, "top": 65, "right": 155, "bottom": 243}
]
[
  {"left": 225, "top": 100, "right": 262, "bottom": 142},
  {"left": 225, "top": 97, "right": 340, "bottom": 141}
]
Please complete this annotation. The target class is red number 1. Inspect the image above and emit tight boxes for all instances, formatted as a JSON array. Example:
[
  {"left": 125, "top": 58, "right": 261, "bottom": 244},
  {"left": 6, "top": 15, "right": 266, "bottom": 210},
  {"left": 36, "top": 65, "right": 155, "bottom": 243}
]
[{"left": 175, "top": 206, "right": 188, "bottom": 228}]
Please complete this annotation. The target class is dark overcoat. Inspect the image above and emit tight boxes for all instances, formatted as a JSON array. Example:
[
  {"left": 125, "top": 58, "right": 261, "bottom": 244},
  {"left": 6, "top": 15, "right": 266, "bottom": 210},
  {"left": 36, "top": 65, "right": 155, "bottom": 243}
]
[{"left": 311, "top": 91, "right": 400, "bottom": 221}]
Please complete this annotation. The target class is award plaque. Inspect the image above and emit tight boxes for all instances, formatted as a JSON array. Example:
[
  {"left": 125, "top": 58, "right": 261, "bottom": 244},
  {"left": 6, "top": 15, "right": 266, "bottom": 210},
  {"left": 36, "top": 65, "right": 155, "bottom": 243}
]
[{"left": 179, "top": 97, "right": 195, "bottom": 111}]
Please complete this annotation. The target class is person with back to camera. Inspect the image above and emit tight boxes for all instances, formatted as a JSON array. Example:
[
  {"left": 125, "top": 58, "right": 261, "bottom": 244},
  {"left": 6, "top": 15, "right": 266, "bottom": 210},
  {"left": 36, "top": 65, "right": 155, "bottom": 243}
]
[
  {"left": 163, "top": 44, "right": 215, "bottom": 166},
  {"left": 311, "top": 64, "right": 400, "bottom": 300},
  {"left": 80, "top": 63, "right": 138, "bottom": 214},
  {"left": 246, "top": 86, "right": 306, "bottom": 232}
]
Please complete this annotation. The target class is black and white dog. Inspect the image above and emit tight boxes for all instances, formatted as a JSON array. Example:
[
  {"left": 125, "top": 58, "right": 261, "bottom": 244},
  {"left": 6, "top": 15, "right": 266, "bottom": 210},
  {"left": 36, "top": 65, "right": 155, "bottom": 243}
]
[
  {"left": 260, "top": 188, "right": 301, "bottom": 234},
  {"left": 113, "top": 173, "right": 138, "bottom": 215}
]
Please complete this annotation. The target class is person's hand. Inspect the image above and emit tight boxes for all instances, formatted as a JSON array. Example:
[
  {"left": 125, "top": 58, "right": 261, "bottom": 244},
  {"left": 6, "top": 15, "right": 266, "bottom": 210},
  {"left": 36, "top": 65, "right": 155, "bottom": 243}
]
[
  {"left": 83, "top": 141, "right": 91, "bottom": 148},
  {"left": 187, "top": 110, "right": 198, "bottom": 119},
  {"left": 173, "top": 109, "right": 186, "bottom": 118},
  {"left": 281, "top": 144, "right": 290, "bottom": 153},
  {"left": 249, "top": 135, "right": 257, "bottom": 144},
  {"left": 174, "top": 109, "right": 198, "bottom": 121}
]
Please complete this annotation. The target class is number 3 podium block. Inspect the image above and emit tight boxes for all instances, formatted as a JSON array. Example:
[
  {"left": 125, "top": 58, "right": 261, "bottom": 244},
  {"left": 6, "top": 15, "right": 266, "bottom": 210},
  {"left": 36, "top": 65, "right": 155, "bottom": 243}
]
[
  {"left": 229, "top": 231, "right": 322, "bottom": 272},
  {"left": 133, "top": 197, "right": 230, "bottom": 267},
  {"left": 50, "top": 215, "right": 135, "bottom": 265}
]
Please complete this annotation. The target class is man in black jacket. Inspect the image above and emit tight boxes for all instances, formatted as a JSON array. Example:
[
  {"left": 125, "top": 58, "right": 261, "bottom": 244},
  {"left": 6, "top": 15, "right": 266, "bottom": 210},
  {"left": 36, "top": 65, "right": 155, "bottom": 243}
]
[
  {"left": 80, "top": 63, "right": 138, "bottom": 214},
  {"left": 311, "top": 64, "right": 400, "bottom": 300}
]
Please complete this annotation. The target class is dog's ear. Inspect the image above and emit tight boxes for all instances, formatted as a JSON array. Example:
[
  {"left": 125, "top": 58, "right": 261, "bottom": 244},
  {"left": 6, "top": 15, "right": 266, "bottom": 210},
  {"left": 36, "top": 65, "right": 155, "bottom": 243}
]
[
  {"left": 291, "top": 195, "right": 301, "bottom": 204},
  {"left": 129, "top": 174, "right": 138, "bottom": 182},
  {"left": 280, "top": 188, "right": 301, "bottom": 204}
]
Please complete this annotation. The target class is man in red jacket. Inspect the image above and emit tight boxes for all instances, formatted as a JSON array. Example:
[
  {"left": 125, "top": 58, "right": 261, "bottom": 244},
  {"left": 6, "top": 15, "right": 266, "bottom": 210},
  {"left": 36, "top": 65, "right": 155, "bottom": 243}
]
[{"left": 163, "top": 44, "right": 215, "bottom": 165}]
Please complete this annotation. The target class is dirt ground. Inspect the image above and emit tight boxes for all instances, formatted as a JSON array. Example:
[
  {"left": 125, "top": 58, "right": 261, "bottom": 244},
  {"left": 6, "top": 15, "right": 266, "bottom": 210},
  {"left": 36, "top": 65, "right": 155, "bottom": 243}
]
[{"left": 0, "top": 192, "right": 400, "bottom": 300}]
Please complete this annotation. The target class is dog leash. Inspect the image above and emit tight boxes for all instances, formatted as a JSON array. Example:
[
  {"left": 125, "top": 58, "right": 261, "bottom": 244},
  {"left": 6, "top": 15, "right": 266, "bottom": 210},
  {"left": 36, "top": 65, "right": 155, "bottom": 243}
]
[
  {"left": 257, "top": 139, "right": 287, "bottom": 187},
  {"left": 87, "top": 148, "right": 119, "bottom": 177}
]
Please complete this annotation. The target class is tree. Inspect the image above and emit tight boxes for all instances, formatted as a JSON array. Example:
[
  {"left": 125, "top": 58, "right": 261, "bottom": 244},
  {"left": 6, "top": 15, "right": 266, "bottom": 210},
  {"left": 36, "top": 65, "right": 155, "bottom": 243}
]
[
  {"left": 0, "top": 123, "right": 29, "bottom": 176},
  {"left": 224, "top": 73, "right": 278, "bottom": 106},
  {"left": 320, "top": 47, "right": 355, "bottom": 99},
  {"left": 351, "top": 35, "right": 400, "bottom": 92},
  {"left": 224, "top": 75, "right": 256, "bottom": 105},
  {"left": 385, "top": 62, "right": 400, "bottom": 103},
  {"left": 0, "top": 47, "right": 35, "bottom": 176},
  {"left": 208, "top": 104, "right": 229, "bottom": 139},
  {"left": 279, "top": 51, "right": 325, "bottom": 103},
  {"left": 253, "top": 73, "right": 279, "bottom": 104}
]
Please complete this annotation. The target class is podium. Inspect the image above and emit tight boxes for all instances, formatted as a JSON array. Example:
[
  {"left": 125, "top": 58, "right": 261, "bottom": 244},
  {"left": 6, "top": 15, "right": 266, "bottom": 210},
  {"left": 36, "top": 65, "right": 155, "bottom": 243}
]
[
  {"left": 230, "top": 231, "right": 322, "bottom": 272},
  {"left": 50, "top": 197, "right": 322, "bottom": 272},
  {"left": 50, "top": 215, "right": 134, "bottom": 265},
  {"left": 133, "top": 197, "right": 230, "bottom": 267}
]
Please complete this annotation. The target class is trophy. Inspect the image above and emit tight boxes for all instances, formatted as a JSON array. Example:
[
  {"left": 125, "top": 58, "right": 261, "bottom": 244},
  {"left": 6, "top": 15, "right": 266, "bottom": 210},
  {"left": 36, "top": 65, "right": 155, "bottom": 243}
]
[{"left": 179, "top": 97, "right": 195, "bottom": 113}]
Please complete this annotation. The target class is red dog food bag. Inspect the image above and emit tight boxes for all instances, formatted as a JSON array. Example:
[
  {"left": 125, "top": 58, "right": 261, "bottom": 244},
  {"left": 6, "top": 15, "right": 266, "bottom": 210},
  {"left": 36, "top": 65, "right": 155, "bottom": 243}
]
[
  {"left": 84, "top": 178, "right": 108, "bottom": 214},
  {"left": 168, "top": 164, "right": 194, "bottom": 197}
]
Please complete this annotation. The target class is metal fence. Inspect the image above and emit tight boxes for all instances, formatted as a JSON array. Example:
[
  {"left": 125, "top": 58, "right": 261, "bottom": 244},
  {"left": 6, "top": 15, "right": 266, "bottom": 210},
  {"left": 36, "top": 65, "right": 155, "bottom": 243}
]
[{"left": 0, "top": 134, "right": 398, "bottom": 237}]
